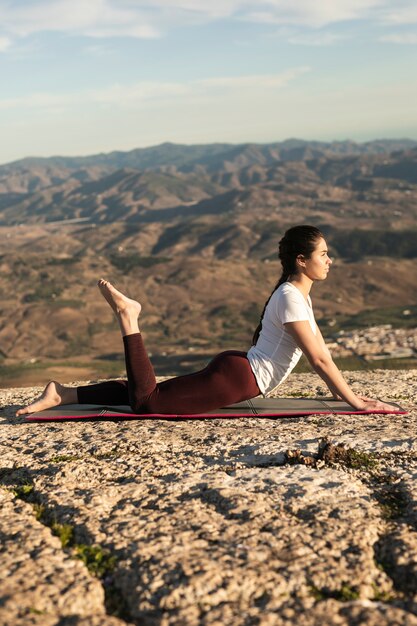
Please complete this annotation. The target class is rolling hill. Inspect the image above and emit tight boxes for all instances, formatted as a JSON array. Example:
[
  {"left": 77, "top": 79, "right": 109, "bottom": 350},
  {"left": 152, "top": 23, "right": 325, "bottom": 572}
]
[{"left": 0, "top": 139, "right": 416, "bottom": 385}]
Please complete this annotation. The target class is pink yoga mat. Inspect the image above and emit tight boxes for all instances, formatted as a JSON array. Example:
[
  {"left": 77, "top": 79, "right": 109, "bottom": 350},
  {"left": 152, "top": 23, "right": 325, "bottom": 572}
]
[{"left": 24, "top": 397, "right": 407, "bottom": 422}]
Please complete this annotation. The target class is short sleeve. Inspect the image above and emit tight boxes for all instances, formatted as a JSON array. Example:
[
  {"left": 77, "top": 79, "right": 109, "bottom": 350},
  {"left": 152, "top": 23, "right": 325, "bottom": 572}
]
[{"left": 276, "top": 289, "right": 310, "bottom": 324}]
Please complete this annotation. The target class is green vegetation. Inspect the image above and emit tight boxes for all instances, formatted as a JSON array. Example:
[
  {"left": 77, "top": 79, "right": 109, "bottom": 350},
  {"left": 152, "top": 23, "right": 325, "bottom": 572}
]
[
  {"left": 33, "top": 503, "right": 46, "bottom": 521},
  {"left": 321, "top": 304, "right": 417, "bottom": 332},
  {"left": 87, "top": 320, "right": 115, "bottom": 337},
  {"left": 374, "top": 485, "right": 409, "bottom": 520},
  {"left": 75, "top": 544, "right": 117, "bottom": 578},
  {"left": 23, "top": 284, "right": 63, "bottom": 303},
  {"left": 8, "top": 479, "right": 117, "bottom": 577},
  {"left": 242, "top": 302, "right": 261, "bottom": 326},
  {"left": 50, "top": 522, "right": 74, "bottom": 548},
  {"left": 0, "top": 359, "right": 87, "bottom": 376},
  {"left": 28, "top": 608, "right": 48, "bottom": 616},
  {"left": 64, "top": 336, "right": 93, "bottom": 357},
  {"left": 328, "top": 229, "right": 417, "bottom": 261},
  {"left": 0, "top": 358, "right": 125, "bottom": 386},
  {"left": 319, "top": 440, "right": 379, "bottom": 471},
  {"left": 48, "top": 299, "right": 85, "bottom": 309},
  {"left": 252, "top": 220, "right": 283, "bottom": 237},
  {"left": 341, "top": 449, "right": 379, "bottom": 471},
  {"left": 46, "top": 256, "right": 81, "bottom": 266},
  {"left": 308, "top": 583, "right": 360, "bottom": 602},
  {"left": 333, "top": 585, "right": 361, "bottom": 601},
  {"left": 110, "top": 253, "right": 171, "bottom": 273},
  {"left": 294, "top": 354, "right": 416, "bottom": 373},
  {"left": 371, "top": 584, "right": 396, "bottom": 603},
  {"left": 49, "top": 454, "right": 82, "bottom": 463},
  {"left": 11, "top": 484, "right": 34, "bottom": 498}
]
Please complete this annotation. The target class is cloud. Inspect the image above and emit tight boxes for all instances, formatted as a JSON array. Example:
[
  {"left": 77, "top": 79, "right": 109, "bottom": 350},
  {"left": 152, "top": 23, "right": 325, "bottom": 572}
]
[
  {"left": 0, "top": 83, "right": 186, "bottom": 111},
  {"left": 0, "top": 36, "right": 11, "bottom": 51},
  {"left": 241, "top": 0, "right": 385, "bottom": 29},
  {"left": 287, "top": 32, "right": 349, "bottom": 46},
  {"left": 0, "top": 0, "right": 160, "bottom": 41},
  {"left": 380, "top": 4, "right": 417, "bottom": 25},
  {"left": 198, "top": 67, "right": 310, "bottom": 89},
  {"left": 84, "top": 43, "right": 116, "bottom": 57},
  {"left": 0, "top": 0, "right": 414, "bottom": 46},
  {"left": 146, "top": 0, "right": 244, "bottom": 20},
  {"left": 0, "top": 67, "right": 310, "bottom": 111},
  {"left": 0, "top": 0, "right": 240, "bottom": 44},
  {"left": 380, "top": 32, "right": 417, "bottom": 44}
]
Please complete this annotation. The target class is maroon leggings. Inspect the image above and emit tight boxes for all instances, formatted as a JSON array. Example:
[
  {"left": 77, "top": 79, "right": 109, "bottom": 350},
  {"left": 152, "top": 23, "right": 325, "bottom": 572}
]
[{"left": 77, "top": 333, "right": 261, "bottom": 414}]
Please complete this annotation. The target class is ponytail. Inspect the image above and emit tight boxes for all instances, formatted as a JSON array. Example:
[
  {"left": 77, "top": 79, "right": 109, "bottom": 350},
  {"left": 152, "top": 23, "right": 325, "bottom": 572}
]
[{"left": 251, "top": 271, "right": 289, "bottom": 345}]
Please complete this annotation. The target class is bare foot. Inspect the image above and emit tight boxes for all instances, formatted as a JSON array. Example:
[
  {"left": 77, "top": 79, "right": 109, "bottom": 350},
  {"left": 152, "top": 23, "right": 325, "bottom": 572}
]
[
  {"left": 16, "top": 380, "right": 76, "bottom": 416},
  {"left": 98, "top": 279, "right": 142, "bottom": 319}
]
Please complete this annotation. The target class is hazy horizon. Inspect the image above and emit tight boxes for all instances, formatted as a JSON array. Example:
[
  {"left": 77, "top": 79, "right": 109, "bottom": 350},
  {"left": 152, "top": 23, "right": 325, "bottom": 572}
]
[{"left": 2, "top": 135, "right": 417, "bottom": 167}]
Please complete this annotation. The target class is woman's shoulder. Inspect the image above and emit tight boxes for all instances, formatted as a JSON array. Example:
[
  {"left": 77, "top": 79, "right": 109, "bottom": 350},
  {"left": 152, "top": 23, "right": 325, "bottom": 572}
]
[
  {"left": 276, "top": 282, "right": 303, "bottom": 299},
  {"left": 265, "top": 283, "right": 294, "bottom": 311},
  {"left": 274, "top": 282, "right": 311, "bottom": 310}
]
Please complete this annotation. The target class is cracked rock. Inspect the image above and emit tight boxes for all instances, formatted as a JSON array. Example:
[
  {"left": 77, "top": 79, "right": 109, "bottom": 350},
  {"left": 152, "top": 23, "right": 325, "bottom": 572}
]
[{"left": 1, "top": 369, "right": 416, "bottom": 625}]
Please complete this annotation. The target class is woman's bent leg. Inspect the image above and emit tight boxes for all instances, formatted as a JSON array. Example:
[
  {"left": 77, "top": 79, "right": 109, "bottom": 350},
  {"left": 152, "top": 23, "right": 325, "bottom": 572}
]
[
  {"left": 123, "top": 333, "right": 157, "bottom": 407},
  {"left": 77, "top": 281, "right": 260, "bottom": 414},
  {"left": 76, "top": 332, "right": 156, "bottom": 407}
]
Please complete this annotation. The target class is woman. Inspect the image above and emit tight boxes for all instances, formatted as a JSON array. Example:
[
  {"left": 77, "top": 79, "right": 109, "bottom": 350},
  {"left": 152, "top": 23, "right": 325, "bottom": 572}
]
[{"left": 17, "top": 225, "right": 395, "bottom": 416}]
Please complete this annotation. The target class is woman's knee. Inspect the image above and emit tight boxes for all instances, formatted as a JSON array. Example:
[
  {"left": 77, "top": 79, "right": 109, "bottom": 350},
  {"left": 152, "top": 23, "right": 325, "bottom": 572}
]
[
  {"left": 130, "top": 391, "right": 158, "bottom": 415},
  {"left": 130, "top": 396, "right": 148, "bottom": 414}
]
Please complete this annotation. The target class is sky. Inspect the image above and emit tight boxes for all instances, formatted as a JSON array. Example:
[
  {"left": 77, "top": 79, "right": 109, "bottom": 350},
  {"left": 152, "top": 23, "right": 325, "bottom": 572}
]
[{"left": 1, "top": 0, "right": 417, "bottom": 164}]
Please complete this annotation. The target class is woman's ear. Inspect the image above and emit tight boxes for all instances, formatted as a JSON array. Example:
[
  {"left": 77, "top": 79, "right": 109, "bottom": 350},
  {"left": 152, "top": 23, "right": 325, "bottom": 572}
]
[{"left": 296, "top": 254, "right": 306, "bottom": 269}]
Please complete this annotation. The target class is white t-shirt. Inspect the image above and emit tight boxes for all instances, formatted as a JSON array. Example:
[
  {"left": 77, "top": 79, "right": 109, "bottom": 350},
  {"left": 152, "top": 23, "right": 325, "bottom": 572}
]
[{"left": 247, "top": 282, "right": 317, "bottom": 396}]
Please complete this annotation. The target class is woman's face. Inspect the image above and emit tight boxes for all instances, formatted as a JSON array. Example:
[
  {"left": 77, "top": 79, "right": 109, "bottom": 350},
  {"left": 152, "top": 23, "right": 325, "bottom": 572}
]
[{"left": 301, "top": 237, "right": 332, "bottom": 281}]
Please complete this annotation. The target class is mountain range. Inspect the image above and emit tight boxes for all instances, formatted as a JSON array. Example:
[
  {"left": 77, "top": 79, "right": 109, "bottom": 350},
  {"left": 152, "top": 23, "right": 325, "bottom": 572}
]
[{"left": 0, "top": 139, "right": 416, "bottom": 385}]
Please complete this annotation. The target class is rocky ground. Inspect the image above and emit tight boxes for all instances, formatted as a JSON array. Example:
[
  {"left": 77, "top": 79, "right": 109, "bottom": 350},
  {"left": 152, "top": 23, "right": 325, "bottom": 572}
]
[{"left": 1, "top": 369, "right": 416, "bottom": 626}]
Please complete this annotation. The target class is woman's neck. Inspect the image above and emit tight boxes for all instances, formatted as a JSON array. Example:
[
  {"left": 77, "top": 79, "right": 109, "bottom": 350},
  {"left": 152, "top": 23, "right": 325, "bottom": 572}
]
[{"left": 287, "top": 273, "right": 313, "bottom": 300}]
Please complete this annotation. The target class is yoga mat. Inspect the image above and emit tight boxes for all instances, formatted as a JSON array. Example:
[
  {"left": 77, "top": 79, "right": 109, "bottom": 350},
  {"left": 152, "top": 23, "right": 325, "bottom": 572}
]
[{"left": 24, "top": 397, "right": 406, "bottom": 422}]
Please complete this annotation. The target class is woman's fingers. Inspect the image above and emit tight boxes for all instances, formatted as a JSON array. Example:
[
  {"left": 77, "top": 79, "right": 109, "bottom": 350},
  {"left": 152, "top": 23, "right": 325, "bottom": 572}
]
[{"left": 362, "top": 399, "right": 401, "bottom": 412}]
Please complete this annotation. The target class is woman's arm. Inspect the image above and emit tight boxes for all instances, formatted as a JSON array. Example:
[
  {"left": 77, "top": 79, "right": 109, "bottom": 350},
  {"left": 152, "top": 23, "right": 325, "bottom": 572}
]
[
  {"left": 314, "top": 322, "right": 341, "bottom": 399},
  {"left": 284, "top": 320, "right": 394, "bottom": 411}
]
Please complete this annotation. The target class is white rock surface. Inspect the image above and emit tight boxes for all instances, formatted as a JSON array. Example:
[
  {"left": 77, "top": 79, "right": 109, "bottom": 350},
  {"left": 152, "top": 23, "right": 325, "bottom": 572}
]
[{"left": 1, "top": 369, "right": 416, "bottom": 625}]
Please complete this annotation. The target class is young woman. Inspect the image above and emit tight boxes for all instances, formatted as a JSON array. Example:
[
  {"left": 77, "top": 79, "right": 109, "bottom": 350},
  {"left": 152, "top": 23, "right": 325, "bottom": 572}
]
[{"left": 17, "top": 225, "right": 395, "bottom": 416}]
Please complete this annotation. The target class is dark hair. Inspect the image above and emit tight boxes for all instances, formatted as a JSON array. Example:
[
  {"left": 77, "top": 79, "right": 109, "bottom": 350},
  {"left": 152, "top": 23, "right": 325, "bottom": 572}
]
[{"left": 252, "top": 225, "right": 324, "bottom": 345}]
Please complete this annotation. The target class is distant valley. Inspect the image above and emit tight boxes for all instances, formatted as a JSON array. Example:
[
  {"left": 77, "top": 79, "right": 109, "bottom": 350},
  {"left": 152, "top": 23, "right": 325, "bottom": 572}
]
[{"left": 0, "top": 139, "right": 416, "bottom": 386}]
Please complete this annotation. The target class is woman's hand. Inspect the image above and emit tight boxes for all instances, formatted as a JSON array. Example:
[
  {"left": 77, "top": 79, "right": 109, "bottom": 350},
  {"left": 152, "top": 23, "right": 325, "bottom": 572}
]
[
  {"left": 356, "top": 395, "right": 373, "bottom": 403},
  {"left": 355, "top": 398, "right": 401, "bottom": 412}
]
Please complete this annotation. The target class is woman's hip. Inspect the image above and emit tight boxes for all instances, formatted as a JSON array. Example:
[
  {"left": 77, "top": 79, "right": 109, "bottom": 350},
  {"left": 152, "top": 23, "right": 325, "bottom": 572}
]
[{"left": 207, "top": 350, "right": 261, "bottom": 398}]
